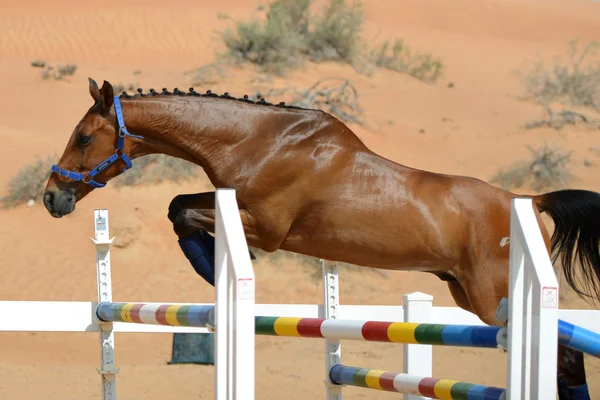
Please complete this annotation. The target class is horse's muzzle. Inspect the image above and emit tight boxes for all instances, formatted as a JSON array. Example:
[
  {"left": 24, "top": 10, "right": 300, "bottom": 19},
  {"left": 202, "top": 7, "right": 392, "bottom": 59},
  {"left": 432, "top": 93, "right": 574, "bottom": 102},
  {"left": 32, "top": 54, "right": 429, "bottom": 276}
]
[{"left": 43, "top": 188, "right": 76, "bottom": 218}]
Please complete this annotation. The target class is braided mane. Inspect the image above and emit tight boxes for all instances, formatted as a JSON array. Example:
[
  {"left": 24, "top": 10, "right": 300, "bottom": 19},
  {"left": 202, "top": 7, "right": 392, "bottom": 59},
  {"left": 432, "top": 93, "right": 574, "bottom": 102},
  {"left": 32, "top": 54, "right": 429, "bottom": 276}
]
[{"left": 118, "top": 87, "right": 308, "bottom": 111}]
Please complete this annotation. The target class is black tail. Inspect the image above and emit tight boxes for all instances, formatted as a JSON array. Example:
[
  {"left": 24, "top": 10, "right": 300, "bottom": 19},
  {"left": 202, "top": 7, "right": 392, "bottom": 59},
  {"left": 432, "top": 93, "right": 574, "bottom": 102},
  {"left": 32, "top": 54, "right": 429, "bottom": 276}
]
[{"left": 533, "top": 189, "right": 600, "bottom": 303}]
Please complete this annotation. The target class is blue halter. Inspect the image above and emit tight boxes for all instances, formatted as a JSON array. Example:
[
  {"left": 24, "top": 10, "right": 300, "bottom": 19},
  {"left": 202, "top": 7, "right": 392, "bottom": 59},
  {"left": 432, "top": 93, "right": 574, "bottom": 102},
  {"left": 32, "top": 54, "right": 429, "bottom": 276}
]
[{"left": 50, "top": 95, "right": 144, "bottom": 189}]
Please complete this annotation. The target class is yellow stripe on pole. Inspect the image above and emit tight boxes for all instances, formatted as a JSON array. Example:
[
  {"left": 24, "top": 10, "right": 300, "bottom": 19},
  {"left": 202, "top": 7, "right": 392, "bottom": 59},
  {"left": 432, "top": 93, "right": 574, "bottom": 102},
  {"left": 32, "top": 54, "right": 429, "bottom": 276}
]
[
  {"left": 387, "top": 322, "right": 419, "bottom": 343},
  {"left": 273, "top": 317, "right": 302, "bottom": 337},
  {"left": 121, "top": 303, "right": 135, "bottom": 322},
  {"left": 365, "top": 369, "right": 386, "bottom": 390},
  {"left": 434, "top": 379, "right": 460, "bottom": 400},
  {"left": 165, "top": 305, "right": 183, "bottom": 326}
]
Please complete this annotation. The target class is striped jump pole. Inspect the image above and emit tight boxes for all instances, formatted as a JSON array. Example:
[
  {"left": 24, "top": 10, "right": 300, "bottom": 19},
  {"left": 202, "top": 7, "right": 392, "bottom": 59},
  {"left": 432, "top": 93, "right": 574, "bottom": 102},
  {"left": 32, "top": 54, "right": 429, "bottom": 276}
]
[
  {"left": 256, "top": 316, "right": 507, "bottom": 349},
  {"left": 329, "top": 365, "right": 506, "bottom": 400},
  {"left": 96, "top": 303, "right": 600, "bottom": 357},
  {"left": 96, "top": 302, "right": 214, "bottom": 327}
]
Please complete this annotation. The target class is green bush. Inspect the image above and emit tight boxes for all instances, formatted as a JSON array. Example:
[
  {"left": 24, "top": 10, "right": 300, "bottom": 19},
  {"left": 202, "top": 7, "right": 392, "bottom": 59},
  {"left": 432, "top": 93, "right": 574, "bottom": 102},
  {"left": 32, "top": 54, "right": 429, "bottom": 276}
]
[
  {"left": 518, "top": 39, "right": 600, "bottom": 111},
  {"left": 217, "top": 0, "right": 444, "bottom": 82},
  {"left": 306, "top": 0, "right": 364, "bottom": 63}
]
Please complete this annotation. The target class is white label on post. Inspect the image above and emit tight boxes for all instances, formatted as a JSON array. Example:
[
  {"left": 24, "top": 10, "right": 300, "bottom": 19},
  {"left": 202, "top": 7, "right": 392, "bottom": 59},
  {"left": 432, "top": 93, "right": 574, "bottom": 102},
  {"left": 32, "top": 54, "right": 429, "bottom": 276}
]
[
  {"left": 238, "top": 278, "right": 254, "bottom": 300},
  {"left": 542, "top": 287, "right": 558, "bottom": 308}
]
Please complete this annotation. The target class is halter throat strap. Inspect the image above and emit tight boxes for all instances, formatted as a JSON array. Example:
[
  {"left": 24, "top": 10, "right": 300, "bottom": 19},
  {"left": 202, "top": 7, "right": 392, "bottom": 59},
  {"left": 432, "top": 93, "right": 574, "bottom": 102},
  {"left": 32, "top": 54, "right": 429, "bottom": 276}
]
[{"left": 50, "top": 96, "right": 143, "bottom": 188}]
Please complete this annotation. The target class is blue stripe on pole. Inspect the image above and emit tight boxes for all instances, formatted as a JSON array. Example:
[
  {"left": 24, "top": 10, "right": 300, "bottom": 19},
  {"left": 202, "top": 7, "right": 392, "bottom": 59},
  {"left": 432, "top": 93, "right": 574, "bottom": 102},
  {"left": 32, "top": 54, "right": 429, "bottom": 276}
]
[
  {"left": 440, "top": 325, "right": 500, "bottom": 347},
  {"left": 187, "top": 305, "right": 213, "bottom": 326},
  {"left": 466, "top": 385, "right": 506, "bottom": 400},
  {"left": 559, "top": 320, "right": 600, "bottom": 357}
]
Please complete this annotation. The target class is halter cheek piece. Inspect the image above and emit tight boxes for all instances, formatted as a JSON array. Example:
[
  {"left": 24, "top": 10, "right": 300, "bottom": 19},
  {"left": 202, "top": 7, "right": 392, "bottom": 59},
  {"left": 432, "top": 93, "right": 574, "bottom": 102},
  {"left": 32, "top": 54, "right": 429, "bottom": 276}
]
[{"left": 50, "top": 95, "right": 144, "bottom": 189}]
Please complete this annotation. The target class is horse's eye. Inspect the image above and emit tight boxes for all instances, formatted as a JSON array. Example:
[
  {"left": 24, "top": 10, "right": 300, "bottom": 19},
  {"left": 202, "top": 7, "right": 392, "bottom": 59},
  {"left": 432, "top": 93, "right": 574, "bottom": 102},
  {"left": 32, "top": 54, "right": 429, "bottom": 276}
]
[{"left": 77, "top": 134, "right": 92, "bottom": 147}]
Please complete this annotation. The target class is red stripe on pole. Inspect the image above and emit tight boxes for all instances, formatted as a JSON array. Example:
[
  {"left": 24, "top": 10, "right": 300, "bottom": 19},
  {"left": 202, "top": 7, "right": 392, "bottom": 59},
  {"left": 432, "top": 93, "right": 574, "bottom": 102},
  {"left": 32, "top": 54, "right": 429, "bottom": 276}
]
[
  {"left": 418, "top": 377, "right": 440, "bottom": 398},
  {"left": 155, "top": 305, "right": 170, "bottom": 325},
  {"left": 362, "top": 321, "right": 393, "bottom": 342},
  {"left": 130, "top": 304, "right": 144, "bottom": 323},
  {"left": 379, "top": 371, "right": 398, "bottom": 391},
  {"left": 297, "top": 318, "right": 325, "bottom": 338}
]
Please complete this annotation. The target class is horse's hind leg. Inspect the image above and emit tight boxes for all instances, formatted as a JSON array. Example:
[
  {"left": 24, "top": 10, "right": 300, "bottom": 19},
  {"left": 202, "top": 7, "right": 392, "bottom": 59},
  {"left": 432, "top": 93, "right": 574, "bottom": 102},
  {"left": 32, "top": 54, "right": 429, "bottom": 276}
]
[
  {"left": 557, "top": 345, "right": 590, "bottom": 400},
  {"left": 529, "top": 207, "right": 590, "bottom": 399}
]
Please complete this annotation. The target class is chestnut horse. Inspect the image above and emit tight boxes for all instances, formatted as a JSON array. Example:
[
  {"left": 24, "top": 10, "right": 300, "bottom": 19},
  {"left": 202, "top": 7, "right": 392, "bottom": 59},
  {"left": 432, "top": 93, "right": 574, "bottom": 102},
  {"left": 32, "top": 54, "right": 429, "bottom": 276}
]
[{"left": 44, "top": 78, "right": 599, "bottom": 398}]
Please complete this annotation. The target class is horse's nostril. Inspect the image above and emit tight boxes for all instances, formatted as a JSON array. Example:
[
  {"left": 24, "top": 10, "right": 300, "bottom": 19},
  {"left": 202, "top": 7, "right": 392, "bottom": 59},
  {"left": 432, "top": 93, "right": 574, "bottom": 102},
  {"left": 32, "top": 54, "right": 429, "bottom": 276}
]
[
  {"left": 44, "top": 192, "right": 53, "bottom": 204},
  {"left": 43, "top": 192, "right": 54, "bottom": 211}
]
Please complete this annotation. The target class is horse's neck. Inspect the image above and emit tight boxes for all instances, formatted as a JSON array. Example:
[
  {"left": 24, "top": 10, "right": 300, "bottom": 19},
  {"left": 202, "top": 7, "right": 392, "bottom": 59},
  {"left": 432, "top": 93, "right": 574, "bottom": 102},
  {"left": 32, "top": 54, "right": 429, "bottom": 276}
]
[{"left": 121, "top": 96, "right": 306, "bottom": 187}]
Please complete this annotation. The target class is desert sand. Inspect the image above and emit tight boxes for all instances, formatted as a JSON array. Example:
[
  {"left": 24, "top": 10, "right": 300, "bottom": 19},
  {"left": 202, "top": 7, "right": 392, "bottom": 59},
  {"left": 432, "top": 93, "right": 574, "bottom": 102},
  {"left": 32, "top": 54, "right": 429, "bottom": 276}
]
[{"left": 1, "top": 0, "right": 600, "bottom": 398}]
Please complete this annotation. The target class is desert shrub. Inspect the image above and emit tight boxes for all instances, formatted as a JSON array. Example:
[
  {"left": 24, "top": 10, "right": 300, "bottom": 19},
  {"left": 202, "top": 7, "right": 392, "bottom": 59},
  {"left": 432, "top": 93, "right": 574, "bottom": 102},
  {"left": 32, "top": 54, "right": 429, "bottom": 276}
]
[
  {"left": 219, "top": 0, "right": 310, "bottom": 74},
  {"left": 250, "top": 77, "right": 364, "bottom": 125},
  {"left": 34, "top": 61, "right": 78, "bottom": 81},
  {"left": 306, "top": 0, "right": 364, "bottom": 64},
  {"left": 370, "top": 38, "right": 444, "bottom": 83},
  {"left": 0, "top": 154, "right": 55, "bottom": 208},
  {"left": 518, "top": 39, "right": 600, "bottom": 111},
  {"left": 523, "top": 102, "right": 600, "bottom": 130},
  {"left": 217, "top": 0, "right": 444, "bottom": 82},
  {"left": 490, "top": 144, "right": 574, "bottom": 192}
]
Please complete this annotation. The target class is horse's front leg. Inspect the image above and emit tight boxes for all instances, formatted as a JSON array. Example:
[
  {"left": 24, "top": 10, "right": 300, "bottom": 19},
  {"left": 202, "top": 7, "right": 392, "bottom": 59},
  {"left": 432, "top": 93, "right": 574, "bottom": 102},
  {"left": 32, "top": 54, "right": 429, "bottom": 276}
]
[
  {"left": 169, "top": 199, "right": 259, "bottom": 286},
  {"left": 167, "top": 192, "right": 216, "bottom": 224}
]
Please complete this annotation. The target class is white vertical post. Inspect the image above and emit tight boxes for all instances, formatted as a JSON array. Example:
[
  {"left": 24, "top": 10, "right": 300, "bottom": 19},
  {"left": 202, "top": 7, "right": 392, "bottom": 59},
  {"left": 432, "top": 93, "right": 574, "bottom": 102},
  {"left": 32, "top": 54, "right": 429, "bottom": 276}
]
[
  {"left": 92, "top": 209, "right": 119, "bottom": 400},
  {"left": 215, "top": 203, "right": 231, "bottom": 400},
  {"left": 507, "top": 198, "right": 558, "bottom": 400},
  {"left": 322, "top": 260, "right": 342, "bottom": 400},
  {"left": 507, "top": 204, "right": 524, "bottom": 400},
  {"left": 214, "top": 189, "right": 255, "bottom": 400},
  {"left": 403, "top": 292, "right": 433, "bottom": 400}
]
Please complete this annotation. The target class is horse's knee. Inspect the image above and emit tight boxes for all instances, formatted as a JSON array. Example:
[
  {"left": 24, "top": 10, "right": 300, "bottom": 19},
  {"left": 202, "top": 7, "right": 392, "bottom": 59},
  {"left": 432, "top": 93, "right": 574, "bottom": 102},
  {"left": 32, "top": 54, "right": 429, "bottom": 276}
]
[
  {"left": 172, "top": 209, "right": 198, "bottom": 237},
  {"left": 168, "top": 195, "right": 186, "bottom": 223}
]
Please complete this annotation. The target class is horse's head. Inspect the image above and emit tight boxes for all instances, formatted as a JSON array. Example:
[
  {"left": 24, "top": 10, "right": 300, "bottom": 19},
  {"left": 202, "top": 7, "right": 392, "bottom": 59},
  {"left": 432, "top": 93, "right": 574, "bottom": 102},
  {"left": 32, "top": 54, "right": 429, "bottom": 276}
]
[{"left": 43, "top": 78, "right": 143, "bottom": 218}]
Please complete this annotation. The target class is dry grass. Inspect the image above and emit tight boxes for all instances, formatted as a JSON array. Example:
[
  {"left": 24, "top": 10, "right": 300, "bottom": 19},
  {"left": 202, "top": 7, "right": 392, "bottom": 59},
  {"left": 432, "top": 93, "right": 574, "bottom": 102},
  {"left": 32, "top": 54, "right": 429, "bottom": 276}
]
[
  {"left": 370, "top": 38, "right": 444, "bottom": 83},
  {"left": 0, "top": 154, "right": 55, "bottom": 208},
  {"left": 490, "top": 143, "right": 574, "bottom": 192},
  {"left": 518, "top": 39, "right": 600, "bottom": 111},
  {"left": 523, "top": 102, "right": 600, "bottom": 130}
]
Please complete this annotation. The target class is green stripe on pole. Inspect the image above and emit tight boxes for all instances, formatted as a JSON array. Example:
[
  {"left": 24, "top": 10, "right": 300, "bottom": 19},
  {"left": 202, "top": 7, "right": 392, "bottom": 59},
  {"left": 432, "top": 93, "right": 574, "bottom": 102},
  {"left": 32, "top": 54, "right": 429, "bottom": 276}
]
[
  {"left": 177, "top": 305, "right": 193, "bottom": 326},
  {"left": 255, "top": 316, "right": 278, "bottom": 335},
  {"left": 450, "top": 382, "right": 473, "bottom": 399},
  {"left": 414, "top": 323, "right": 446, "bottom": 345},
  {"left": 353, "top": 367, "right": 370, "bottom": 388}
]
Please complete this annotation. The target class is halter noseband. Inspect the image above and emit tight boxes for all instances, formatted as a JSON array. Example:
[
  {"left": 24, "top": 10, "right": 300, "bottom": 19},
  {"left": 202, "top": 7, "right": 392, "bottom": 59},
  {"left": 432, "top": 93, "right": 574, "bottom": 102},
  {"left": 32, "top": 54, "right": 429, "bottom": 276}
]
[{"left": 50, "top": 95, "right": 144, "bottom": 189}]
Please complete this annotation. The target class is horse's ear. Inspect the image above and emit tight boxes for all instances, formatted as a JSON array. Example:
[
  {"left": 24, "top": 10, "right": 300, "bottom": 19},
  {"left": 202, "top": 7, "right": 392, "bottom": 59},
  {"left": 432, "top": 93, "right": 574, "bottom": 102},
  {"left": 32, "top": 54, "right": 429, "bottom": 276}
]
[
  {"left": 88, "top": 77, "right": 100, "bottom": 104},
  {"left": 98, "top": 80, "right": 114, "bottom": 112}
]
